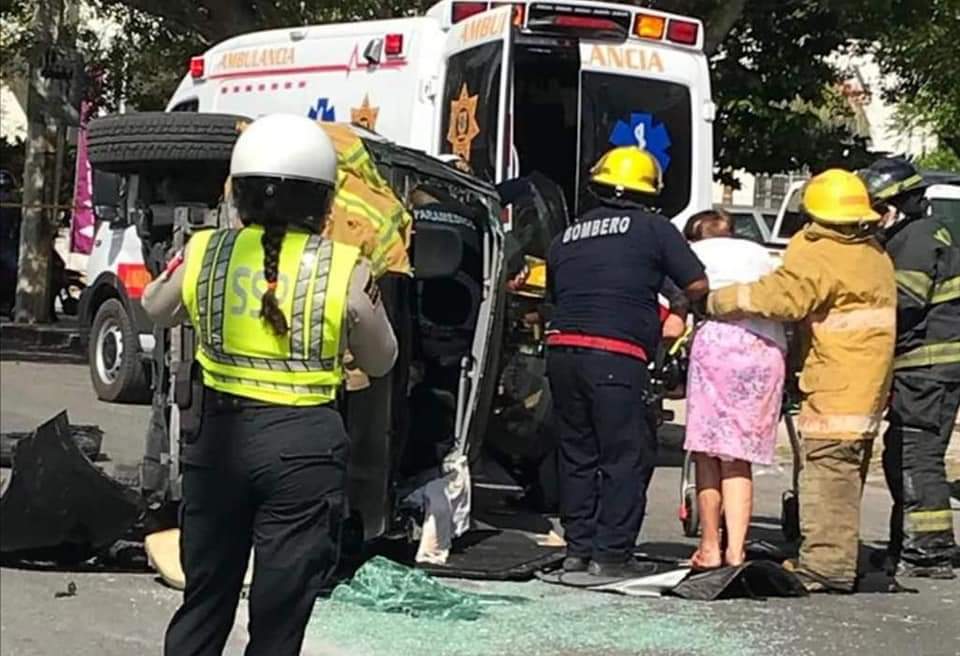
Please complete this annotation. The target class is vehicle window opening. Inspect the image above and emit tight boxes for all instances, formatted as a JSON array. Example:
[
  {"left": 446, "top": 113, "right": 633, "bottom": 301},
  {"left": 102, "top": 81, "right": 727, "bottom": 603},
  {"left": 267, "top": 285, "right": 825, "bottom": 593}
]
[
  {"left": 398, "top": 179, "right": 487, "bottom": 478},
  {"left": 512, "top": 44, "right": 580, "bottom": 211}
]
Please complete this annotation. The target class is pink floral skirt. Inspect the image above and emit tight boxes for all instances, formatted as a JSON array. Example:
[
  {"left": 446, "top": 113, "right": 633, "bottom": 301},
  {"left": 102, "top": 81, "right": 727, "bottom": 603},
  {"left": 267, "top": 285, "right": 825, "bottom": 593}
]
[{"left": 683, "top": 320, "right": 785, "bottom": 465}]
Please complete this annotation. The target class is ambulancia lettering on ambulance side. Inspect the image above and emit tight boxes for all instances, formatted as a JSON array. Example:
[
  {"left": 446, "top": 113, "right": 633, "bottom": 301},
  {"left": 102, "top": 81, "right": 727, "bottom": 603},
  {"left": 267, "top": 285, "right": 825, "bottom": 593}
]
[
  {"left": 586, "top": 45, "right": 664, "bottom": 73},
  {"left": 215, "top": 47, "right": 296, "bottom": 72},
  {"left": 458, "top": 9, "right": 509, "bottom": 46}
]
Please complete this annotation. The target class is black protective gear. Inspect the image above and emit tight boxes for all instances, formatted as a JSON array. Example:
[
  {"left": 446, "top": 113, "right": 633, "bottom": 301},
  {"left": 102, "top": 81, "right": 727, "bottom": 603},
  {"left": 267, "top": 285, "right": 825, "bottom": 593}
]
[
  {"left": 883, "top": 374, "right": 960, "bottom": 570},
  {"left": 859, "top": 157, "right": 928, "bottom": 206}
]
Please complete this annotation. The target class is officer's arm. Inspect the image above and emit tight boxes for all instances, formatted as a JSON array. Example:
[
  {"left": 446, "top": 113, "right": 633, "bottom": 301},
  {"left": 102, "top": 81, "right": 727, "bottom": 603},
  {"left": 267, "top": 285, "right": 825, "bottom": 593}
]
[
  {"left": 707, "top": 236, "right": 824, "bottom": 322},
  {"left": 345, "top": 260, "right": 398, "bottom": 378},
  {"left": 142, "top": 244, "right": 190, "bottom": 328}
]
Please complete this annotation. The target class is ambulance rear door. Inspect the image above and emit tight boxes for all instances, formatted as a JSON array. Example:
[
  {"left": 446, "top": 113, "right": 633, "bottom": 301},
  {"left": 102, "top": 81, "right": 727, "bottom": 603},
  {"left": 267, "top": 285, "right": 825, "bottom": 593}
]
[
  {"left": 437, "top": 5, "right": 515, "bottom": 186},
  {"left": 576, "top": 34, "right": 713, "bottom": 228}
]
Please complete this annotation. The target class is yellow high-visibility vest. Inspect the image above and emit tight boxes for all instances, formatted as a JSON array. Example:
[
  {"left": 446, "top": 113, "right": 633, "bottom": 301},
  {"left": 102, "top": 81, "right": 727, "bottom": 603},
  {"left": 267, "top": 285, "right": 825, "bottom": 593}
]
[{"left": 182, "top": 226, "right": 359, "bottom": 406}]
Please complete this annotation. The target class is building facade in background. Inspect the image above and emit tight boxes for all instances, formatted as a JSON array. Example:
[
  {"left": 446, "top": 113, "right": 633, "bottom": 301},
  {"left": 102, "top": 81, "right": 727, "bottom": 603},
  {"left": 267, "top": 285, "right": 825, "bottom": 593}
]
[{"left": 715, "top": 52, "right": 939, "bottom": 208}]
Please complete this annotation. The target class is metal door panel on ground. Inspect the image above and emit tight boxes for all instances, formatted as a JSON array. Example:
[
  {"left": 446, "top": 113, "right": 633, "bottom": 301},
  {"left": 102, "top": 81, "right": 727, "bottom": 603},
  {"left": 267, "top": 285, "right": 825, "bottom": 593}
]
[
  {"left": 438, "top": 5, "right": 515, "bottom": 186},
  {"left": 577, "top": 40, "right": 706, "bottom": 224}
]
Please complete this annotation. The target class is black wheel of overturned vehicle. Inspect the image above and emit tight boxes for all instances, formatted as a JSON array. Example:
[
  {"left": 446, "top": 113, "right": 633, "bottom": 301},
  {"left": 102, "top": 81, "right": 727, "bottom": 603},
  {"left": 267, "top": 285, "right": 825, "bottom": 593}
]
[
  {"left": 89, "top": 298, "right": 148, "bottom": 403},
  {"left": 87, "top": 112, "right": 250, "bottom": 174}
]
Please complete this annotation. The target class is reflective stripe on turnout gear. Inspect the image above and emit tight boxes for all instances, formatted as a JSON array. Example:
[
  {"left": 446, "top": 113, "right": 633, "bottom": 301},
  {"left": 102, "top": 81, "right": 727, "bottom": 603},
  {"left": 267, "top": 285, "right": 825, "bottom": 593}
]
[
  {"left": 796, "top": 412, "right": 884, "bottom": 438},
  {"left": 894, "top": 341, "right": 960, "bottom": 370},
  {"left": 905, "top": 509, "right": 954, "bottom": 533},
  {"left": 181, "top": 227, "right": 360, "bottom": 406},
  {"left": 546, "top": 332, "right": 648, "bottom": 361},
  {"left": 813, "top": 307, "right": 896, "bottom": 332},
  {"left": 895, "top": 270, "right": 933, "bottom": 303},
  {"left": 931, "top": 275, "right": 960, "bottom": 305}
]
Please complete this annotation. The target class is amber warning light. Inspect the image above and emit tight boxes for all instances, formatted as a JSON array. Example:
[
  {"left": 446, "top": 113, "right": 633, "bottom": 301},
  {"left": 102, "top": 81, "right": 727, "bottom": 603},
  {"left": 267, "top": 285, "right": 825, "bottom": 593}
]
[{"left": 189, "top": 56, "right": 205, "bottom": 79}]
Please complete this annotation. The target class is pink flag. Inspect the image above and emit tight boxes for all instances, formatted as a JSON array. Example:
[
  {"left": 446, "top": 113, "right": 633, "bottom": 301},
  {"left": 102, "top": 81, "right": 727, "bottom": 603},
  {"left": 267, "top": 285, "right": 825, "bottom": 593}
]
[{"left": 70, "top": 101, "right": 94, "bottom": 255}]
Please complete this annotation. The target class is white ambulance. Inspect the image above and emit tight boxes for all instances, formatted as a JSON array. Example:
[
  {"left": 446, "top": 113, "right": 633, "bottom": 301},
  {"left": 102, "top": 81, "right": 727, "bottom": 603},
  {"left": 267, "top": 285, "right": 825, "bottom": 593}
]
[
  {"left": 166, "top": 0, "right": 714, "bottom": 226},
  {"left": 84, "top": 0, "right": 715, "bottom": 401}
]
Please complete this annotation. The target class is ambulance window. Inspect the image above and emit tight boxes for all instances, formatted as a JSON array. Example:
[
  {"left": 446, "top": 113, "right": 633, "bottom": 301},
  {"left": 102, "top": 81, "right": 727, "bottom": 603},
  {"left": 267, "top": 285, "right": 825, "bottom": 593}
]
[
  {"left": 171, "top": 99, "right": 199, "bottom": 112},
  {"left": 440, "top": 42, "right": 503, "bottom": 183},
  {"left": 579, "top": 73, "right": 692, "bottom": 218}
]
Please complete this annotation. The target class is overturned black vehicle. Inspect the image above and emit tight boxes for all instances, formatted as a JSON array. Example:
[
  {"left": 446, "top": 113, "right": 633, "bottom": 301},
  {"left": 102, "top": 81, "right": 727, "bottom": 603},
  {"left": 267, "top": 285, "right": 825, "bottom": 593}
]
[{"left": 0, "top": 113, "right": 571, "bottom": 570}]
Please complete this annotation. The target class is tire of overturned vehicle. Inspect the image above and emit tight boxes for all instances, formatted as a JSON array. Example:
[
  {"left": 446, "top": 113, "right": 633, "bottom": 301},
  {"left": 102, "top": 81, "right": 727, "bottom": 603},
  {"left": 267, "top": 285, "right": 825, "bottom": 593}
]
[
  {"left": 89, "top": 298, "right": 148, "bottom": 403},
  {"left": 87, "top": 112, "right": 250, "bottom": 173}
]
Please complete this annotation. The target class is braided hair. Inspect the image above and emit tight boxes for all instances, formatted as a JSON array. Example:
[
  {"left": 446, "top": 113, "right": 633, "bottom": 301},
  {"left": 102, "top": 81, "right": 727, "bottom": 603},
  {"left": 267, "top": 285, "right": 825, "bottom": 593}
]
[{"left": 260, "top": 222, "right": 289, "bottom": 336}]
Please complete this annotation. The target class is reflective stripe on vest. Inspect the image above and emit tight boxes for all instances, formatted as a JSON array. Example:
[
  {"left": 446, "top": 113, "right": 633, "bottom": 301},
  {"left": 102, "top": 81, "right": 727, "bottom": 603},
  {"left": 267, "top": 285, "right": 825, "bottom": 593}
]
[
  {"left": 182, "top": 227, "right": 359, "bottom": 405},
  {"left": 894, "top": 341, "right": 960, "bottom": 370},
  {"left": 931, "top": 275, "right": 960, "bottom": 305}
]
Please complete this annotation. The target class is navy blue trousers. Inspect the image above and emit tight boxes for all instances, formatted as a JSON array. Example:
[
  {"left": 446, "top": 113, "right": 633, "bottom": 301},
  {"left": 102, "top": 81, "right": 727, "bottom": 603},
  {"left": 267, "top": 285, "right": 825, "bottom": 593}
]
[{"left": 547, "top": 348, "right": 657, "bottom": 563}]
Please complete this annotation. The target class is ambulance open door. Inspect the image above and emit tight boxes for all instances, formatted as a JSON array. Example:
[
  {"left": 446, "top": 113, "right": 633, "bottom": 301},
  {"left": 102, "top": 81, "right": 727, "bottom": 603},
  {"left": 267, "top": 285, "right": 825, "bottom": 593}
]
[{"left": 438, "top": 5, "right": 515, "bottom": 186}]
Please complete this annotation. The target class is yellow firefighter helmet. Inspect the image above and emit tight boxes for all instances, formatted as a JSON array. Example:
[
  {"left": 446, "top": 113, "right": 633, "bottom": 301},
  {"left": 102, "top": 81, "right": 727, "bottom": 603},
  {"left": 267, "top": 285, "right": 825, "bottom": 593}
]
[
  {"left": 802, "top": 169, "right": 881, "bottom": 225},
  {"left": 589, "top": 147, "right": 663, "bottom": 195}
]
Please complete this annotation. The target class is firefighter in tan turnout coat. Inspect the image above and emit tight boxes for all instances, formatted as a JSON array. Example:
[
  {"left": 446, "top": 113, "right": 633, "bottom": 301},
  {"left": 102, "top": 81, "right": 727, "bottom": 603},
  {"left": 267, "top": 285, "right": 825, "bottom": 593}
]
[{"left": 706, "top": 169, "right": 896, "bottom": 592}]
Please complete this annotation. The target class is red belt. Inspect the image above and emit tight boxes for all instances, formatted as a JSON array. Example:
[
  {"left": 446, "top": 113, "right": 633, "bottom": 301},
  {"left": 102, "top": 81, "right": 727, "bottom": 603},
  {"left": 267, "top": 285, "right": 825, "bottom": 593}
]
[{"left": 546, "top": 332, "right": 648, "bottom": 361}]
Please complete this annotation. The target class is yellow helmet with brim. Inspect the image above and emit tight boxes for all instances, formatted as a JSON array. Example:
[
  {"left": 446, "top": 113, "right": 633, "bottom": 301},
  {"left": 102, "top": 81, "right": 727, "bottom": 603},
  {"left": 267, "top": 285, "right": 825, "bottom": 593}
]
[
  {"left": 802, "top": 169, "right": 881, "bottom": 225},
  {"left": 589, "top": 146, "right": 663, "bottom": 195}
]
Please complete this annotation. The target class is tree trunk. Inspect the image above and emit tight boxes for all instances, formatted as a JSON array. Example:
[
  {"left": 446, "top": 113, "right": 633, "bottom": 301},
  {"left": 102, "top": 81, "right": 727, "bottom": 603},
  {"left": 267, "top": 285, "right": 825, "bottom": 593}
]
[{"left": 15, "top": 3, "right": 58, "bottom": 324}]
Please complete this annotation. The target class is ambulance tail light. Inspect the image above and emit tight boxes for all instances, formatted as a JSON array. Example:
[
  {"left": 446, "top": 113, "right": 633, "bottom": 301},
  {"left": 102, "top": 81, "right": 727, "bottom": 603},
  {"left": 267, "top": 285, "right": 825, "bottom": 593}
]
[
  {"left": 633, "top": 14, "right": 665, "bottom": 40},
  {"left": 189, "top": 56, "right": 205, "bottom": 79},
  {"left": 451, "top": 2, "right": 489, "bottom": 24},
  {"left": 666, "top": 19, "right": 699, "bottom": 46},
  {"left": 385, "top": 33, "right": 404, "bottom": 56}
]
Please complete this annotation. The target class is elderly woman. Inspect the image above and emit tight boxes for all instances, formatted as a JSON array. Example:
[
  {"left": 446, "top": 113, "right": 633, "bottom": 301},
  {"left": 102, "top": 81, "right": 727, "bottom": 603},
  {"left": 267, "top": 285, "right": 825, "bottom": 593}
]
[{"left": 682, "top": 210, "right": 787, "bottom": 569}]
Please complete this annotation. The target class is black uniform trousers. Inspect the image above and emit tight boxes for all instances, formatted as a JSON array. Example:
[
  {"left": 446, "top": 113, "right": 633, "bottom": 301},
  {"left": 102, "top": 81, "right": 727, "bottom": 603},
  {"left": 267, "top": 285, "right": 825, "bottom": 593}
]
[
  {"left": 883, "top": 371, "right": 960, "bottom": 567},
  {"left": 547, "top": 347, "right": 657, "bottom": 563},
  {"left": 164, "top": 394, "right": 348, "bottom": 656}
]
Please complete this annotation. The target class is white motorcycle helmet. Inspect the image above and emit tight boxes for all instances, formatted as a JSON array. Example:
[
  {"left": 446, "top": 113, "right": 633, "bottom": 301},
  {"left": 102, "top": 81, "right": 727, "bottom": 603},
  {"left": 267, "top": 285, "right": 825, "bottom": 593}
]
[{"left": 230, "top": 114, "right": 339, "bottom": 233}]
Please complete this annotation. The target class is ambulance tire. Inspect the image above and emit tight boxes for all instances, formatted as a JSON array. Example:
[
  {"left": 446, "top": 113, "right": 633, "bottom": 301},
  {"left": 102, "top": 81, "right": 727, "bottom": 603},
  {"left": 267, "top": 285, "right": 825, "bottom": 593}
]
[
  {"left": 89, "top": 299, "right": 148, "bottom": 403},
  {"left": 87, "top": 112, "right": 249, "bottom": 174}
]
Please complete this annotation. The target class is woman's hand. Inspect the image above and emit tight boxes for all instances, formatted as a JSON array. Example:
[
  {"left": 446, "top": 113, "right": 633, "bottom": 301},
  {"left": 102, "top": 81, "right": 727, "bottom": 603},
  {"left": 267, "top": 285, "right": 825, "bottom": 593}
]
[{"left": 662, "top": 312, "right": 686, "bottom": 339}]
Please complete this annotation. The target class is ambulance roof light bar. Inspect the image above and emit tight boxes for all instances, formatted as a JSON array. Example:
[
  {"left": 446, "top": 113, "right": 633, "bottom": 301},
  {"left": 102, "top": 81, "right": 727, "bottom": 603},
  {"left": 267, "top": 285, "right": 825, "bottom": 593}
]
[
  {"left": 633, "top": 10, "right": 701, "bottom": 48},
  {"left": 451, "top": 1, "right": 489, "bottom": 23}
]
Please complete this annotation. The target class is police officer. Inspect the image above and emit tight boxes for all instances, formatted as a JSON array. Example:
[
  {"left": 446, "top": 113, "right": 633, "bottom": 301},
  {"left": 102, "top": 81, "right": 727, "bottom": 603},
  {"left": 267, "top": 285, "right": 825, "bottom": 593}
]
[
  {"left": 545, "top": 146, "right": 707, "bottom": 577},
  {"left": 861, "top": 157, "right": 960, "bottom": 579},
  {"left": 142, "top": 114, "right": 397, "bottom": 655}
]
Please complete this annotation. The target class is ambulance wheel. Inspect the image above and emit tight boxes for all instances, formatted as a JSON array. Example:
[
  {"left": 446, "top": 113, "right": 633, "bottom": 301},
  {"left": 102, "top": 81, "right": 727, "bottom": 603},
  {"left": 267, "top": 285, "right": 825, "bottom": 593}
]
[
  {"left": 87, "top": 112, "right": 250, "bottom": 174},
  {"left": 781, "top": 490, "right": 801, "bottom": 542},
  {"left": 89, "top": 299, "right": 148, "bottom": 403}
]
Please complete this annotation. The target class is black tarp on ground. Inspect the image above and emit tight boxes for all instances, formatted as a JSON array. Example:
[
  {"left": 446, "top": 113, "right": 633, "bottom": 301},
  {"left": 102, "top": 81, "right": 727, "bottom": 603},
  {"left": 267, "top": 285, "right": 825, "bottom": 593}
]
[
  {"left": 378, "top": 529, "right": 564, "bottom": 581},
  {"left": 0, "top": 411, "right": 143, "bottom": 563},
  {"left": 669, "top": 560, "right": 808, "bottom": 600},
  {"left": 538, "top": 557, "right": 809, "bottom": 600}
]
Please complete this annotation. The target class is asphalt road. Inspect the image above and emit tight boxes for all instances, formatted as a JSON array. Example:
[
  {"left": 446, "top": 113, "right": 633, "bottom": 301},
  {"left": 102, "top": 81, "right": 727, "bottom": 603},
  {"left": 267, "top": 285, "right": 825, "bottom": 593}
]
[{"left": 1, "top": 359, "right": 958, "bottom": 656}]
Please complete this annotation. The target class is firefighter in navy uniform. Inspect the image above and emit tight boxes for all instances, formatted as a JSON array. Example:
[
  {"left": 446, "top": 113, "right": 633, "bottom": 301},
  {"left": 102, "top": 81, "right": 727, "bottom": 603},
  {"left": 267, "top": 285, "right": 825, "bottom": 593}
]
[
  {"left": 546, "top": 146, "right": 708, "bottom": 577},
  {"left": 142, "top": 114, "right": 397, "bottom": 655},
  {"left": 860, "top": 157, "right": 960, "bottom": 579}
]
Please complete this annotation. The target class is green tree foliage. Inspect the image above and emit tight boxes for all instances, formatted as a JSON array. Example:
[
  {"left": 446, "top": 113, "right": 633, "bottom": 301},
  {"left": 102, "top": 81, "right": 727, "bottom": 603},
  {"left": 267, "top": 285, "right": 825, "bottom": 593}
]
[
  {"left": 916, "top": 146, "right": 960, "bottom": 173},
  {"left": 0, "top": 0, "right": 947, "bottom": 185},
  {"left": 861, "top": 0, "right": 960, "bottom": 155}
]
